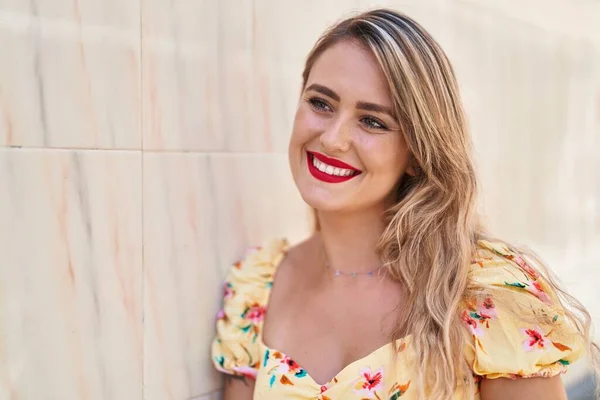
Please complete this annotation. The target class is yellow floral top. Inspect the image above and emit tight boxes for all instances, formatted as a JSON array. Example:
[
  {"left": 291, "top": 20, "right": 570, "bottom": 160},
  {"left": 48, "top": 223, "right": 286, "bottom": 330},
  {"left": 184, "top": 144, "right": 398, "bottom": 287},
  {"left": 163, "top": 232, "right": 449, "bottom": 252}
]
[{"left": 211, "top": 239, "right": 584, "bottom": 399}]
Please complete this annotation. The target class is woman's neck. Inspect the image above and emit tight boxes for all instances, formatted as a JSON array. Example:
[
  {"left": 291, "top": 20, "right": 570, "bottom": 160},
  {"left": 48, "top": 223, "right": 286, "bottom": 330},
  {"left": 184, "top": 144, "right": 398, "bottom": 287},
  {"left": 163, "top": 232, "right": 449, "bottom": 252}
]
[{"left": 316, "top": 207, "right": 387, "bottom": 274}]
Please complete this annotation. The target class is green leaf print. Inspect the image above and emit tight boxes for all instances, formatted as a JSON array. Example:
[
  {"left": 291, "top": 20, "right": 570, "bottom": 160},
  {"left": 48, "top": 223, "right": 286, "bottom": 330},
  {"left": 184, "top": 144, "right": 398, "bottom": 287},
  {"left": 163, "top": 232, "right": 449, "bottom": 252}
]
[{"left": 504, "top": 281, "right": 527, "bottom": 288}]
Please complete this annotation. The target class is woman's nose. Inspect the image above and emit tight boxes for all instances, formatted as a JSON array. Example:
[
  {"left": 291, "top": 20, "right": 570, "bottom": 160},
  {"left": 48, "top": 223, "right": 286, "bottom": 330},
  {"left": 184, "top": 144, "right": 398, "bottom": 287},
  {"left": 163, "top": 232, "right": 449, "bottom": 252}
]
[{"left": 319, "top": 117, "right": 352, "bottom": 153}]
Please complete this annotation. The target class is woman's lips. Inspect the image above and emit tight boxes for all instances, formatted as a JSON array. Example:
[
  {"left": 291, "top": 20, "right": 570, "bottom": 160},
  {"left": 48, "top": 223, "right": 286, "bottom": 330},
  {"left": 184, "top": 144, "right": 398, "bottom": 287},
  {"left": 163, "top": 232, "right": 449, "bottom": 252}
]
[
  {"left": 309, "top": 151, "right": 361, "bottom": 171},
  {"left": 306, "top": 151, "right": 362, "bottom": 183}
]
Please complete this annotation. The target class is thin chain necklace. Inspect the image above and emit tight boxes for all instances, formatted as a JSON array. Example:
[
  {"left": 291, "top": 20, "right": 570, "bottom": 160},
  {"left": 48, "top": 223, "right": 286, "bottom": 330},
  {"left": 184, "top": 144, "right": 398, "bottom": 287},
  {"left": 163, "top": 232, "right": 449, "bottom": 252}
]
[{"left": 325, "top": 262, "right": 383, "bottom": 278}]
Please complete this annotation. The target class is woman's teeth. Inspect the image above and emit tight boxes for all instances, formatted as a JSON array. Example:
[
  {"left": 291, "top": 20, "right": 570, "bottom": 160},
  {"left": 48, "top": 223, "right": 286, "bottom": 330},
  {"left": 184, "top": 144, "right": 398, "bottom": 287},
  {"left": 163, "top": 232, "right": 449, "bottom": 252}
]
[{"left": 312, "top": 156, "right": 356, "bottom": 177}]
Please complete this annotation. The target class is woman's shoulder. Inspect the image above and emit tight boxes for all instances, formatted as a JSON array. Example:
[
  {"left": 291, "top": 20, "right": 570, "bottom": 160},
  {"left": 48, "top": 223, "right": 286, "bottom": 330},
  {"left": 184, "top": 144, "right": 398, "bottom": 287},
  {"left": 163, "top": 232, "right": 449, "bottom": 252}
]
[
  {"left": 236, "top": 238, "right": 289, "bottom": 269},
  {"left": 465, "top": 238, "right": 566, "bottom": 325},
  {"left": 217, "top": 237, "right": 289, "bottom": 329},
  {"left": 462, "top": 239, "right": 585, "bottom": 379},
  {"left": 224, "top": 238, "right": 289, "bottom": 289},
  {"left": 467, "top": 240, "right": 554, "bottom": 296},
  {"left": 211, "top": 238, "right": 288, "bottom": 379}
]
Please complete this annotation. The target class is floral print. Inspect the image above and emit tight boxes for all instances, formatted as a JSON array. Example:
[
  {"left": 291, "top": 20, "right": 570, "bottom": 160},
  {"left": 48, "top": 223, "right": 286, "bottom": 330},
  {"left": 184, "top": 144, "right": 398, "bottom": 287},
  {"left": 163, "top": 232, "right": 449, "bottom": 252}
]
[
  {"left": 223, "top": 282, "right": 235, "bottom": 300},
  {"left": 521, "top": 327, "right": 549, "bottom": 351},
  {"left": 353, "top": 367, "right": 384, "bottom": 398},
  {"left": 241, "top": 302, "right": 266, "bottom": 324},
  {"left": 461, "top": 309, "right": 484, "bottom": 338},
  {"left": 214, "top": 352, "right": 260, "bottom": 379},
  {"left": 509, "top": 254, "right": 539, "bottom": 279},
  {"left": 464, "top": 296, "right": 497, "bottom": 331},
  {"left": 212, "top": 239, "right": 583, "bottom": 399},
  {"left": 526, "top": 280, "right": 552, "bottom": 304},
  {"left": 264, "top": 349, "right": 308, "bottom": 388},
  {"left": 518, "top": 326, "right": 574, "bottom": 356},
  {"left": 461, "top": 295, "right": 497, "bottom": 353},
  {"left": 388, "top": 381, "right": 411, "bottom": 399},
  {"left": 492, "top": 244, "right": 553, "bottom": 305},
  {"left": 238, "top": 302, "right": 266, "bottom": 343}
]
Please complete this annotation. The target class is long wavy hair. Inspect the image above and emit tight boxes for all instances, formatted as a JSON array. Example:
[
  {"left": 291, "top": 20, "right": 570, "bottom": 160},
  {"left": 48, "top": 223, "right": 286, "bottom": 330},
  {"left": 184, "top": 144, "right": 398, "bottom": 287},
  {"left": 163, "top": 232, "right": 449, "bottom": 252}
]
[{"left": 302, "top": 8, "right": 598, "bottom": 399}]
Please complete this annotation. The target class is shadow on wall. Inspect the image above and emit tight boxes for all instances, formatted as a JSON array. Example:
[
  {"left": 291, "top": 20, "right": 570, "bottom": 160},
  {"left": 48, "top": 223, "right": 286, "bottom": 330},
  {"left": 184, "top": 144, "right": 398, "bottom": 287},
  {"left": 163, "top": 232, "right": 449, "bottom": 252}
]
[{"left": 567, "top": 373, "right": 597, "bottom": 400}]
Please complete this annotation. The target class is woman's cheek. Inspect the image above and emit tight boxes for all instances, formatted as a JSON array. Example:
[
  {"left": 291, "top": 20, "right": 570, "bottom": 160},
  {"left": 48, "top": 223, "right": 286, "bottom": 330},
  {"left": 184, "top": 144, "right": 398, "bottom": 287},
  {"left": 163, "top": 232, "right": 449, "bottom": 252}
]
[
  {"left": 361, "top": 136, "right": 407, "bottom": 176},
  {"left": 303, "top": 105, "right": 332, "bottom": 132}
]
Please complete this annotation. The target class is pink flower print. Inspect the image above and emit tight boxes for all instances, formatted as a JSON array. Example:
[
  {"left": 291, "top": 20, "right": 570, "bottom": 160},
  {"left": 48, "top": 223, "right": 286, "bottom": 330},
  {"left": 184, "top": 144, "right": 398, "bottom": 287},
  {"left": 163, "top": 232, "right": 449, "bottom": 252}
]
[
  {"left": 461, "top": 310, "right": 484, "bottom": 337},
  {"left": 521, "top": 327, "right": 549, "bottom": 351},
  {"left": 223, "top": 282, "right": 235, "bottom": 300},
  {"left": 231, "top": 365, "right": 258, "bottom": 379},
  {"left": 277, "top": 355, "right": 301, "bottom": 374},
  {"left": 353, "top": 367, "right": 383, "bottom": 398},
  {"left": 216, "top": 308, "right": 226, "bottom": 321},
  {"left": 242, "top": 303, "right": 266, "bottom": 324},
  {"left": 527, "top": 280, "right": 552, "bottom": 304},
  {"left": 319, "top": 377, "right": 337, "bottom": 395},
  {"left": 478, "top": 297, "right": 497, "bottom": 321},
  {"left": 509, "top": 254, "right": 539, "bottom": 279}
]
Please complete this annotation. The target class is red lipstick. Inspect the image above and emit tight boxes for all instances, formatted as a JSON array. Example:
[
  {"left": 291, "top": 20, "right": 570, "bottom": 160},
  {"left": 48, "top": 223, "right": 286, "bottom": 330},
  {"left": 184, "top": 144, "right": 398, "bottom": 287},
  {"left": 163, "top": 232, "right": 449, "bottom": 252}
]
[
  {"left": 310, "top": 152, "right": 361, "bottom": 171},
  {"left": 306, "top": 151, "right": 362, "bottom": 183}
]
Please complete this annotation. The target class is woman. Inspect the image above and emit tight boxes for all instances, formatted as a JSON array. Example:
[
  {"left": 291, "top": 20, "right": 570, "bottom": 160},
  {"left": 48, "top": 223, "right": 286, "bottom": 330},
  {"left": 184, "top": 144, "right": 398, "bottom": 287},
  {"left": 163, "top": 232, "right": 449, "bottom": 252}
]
[{"left": 211, "top": 8, "right": 598, "bottom": 400}]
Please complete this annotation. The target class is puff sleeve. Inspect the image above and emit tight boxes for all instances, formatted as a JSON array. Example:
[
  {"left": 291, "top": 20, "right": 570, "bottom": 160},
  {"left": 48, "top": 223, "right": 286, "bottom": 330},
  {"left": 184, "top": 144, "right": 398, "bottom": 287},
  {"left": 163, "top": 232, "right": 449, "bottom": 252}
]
[
  {"left": 462, "top": 240, "right": 585, "bottom": 380},
  {"left": 211, "top": 239, "right": 288, "bottom": 379}
]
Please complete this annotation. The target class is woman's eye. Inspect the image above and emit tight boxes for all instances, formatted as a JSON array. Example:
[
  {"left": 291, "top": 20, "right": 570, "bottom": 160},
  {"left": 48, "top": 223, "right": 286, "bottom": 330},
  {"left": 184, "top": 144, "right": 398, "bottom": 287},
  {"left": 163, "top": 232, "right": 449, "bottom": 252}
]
[
  {"left": 308, "top": 97, "right": 332, "bottom": 112},
  {"left": 361, "top": 116, "right": 388, "bottom": 130}
]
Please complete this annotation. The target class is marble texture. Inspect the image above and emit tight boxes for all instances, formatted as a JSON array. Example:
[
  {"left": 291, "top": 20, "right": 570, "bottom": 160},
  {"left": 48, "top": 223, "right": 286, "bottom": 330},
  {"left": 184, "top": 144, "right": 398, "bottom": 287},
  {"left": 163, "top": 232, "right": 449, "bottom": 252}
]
[
  {"left": 0, "top": 148, "right": 143, "bottom": 400},
  {"left": 142, "top": 0, "right": 366, "bottom": 152},
  {"left": 143, "top": 153, "right": 310, "bottom": 399},
  {"left": 209, "top": 153, "right": 311, "bottom": 260},
  {"left": 192, "top": 391, "right": 222, "bottom": 400},
  {"left": 142, "top": 153, "right": 221, "bottom": 400},
  {"left": 0, "top": 5, "right": 141, "bottom": 149},
  {"left": 457, "top": 0, "right": 600, "bottom": 44},
  {"left": 141, "top": 0, "right": 223, "bottom": 151},
  {"left": 0, "top": 0, "right": 139, "bottom": 29},
  {"left": 1, "top": 0, "right": 599, "bottom": 399}
]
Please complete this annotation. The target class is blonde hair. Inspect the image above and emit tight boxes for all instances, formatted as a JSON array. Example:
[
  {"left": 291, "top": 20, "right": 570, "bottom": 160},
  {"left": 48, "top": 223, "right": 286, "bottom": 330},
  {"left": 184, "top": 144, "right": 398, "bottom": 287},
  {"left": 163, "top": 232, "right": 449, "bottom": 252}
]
[{"left": 302, "top": 8, "right": 598, "bottom": 399}]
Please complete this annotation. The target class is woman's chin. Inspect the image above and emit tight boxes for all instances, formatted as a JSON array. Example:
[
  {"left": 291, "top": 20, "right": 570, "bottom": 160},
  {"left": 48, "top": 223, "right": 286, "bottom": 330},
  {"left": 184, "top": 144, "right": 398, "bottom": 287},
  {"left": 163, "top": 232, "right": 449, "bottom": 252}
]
[{"left": 298, "top": 189, "right": 352, "bottom": 213}]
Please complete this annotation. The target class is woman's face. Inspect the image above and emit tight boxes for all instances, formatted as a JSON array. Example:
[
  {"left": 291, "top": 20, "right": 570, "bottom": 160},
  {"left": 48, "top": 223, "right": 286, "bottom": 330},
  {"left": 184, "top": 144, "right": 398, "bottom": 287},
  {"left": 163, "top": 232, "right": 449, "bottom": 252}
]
[{"left": 289, "top": 40, "right": 414, "bottom": 213}]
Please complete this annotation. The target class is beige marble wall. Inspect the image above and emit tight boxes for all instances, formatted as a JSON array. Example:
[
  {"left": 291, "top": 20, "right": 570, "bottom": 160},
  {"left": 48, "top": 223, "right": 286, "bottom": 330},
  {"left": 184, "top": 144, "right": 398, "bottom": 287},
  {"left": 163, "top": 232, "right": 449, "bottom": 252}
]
[{"left": 0, "top": 0, "right": 598, "bottom": 399}]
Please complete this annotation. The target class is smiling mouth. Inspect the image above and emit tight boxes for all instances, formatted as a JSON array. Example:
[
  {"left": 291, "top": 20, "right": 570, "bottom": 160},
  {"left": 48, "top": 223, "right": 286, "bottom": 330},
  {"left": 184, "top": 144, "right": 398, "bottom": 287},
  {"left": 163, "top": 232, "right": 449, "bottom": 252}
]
[{"left": 306, "top": 151, "right": 362, "bottom": 183}]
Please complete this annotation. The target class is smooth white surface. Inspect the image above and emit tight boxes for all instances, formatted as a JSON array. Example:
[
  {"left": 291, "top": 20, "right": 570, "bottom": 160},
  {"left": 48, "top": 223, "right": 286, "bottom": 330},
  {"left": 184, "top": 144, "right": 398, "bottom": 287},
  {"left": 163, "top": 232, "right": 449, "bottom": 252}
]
[{"left": 0, "top": 0, "right": 598, "bottom": 398}]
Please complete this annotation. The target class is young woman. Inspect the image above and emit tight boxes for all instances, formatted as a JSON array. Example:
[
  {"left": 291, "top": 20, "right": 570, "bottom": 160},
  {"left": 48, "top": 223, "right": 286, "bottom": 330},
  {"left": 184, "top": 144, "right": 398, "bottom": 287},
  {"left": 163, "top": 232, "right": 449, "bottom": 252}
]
[{"left": 211, "top": 8, "right": 598, "bottom": 400}]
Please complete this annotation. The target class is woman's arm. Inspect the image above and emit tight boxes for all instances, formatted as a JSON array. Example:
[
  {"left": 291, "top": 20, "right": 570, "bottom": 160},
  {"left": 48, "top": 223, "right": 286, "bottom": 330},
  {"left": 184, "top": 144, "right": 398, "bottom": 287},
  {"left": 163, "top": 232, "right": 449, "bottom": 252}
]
[
  {"left": 480, "top": 376, "right": 567, "bottom": 400},
  {"left": 222, "top": 375, "right": 255, "bottom": 400}
]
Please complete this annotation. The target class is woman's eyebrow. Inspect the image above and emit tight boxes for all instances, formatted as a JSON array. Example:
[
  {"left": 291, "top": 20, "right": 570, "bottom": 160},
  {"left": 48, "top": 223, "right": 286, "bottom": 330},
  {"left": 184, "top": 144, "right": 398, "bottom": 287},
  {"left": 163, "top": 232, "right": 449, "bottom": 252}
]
[
  {"left": 356, "top": 101, "right": 395, "bottom": 119},
  {"left": 305, "top": 84, "right": 340, "bottom": 101},
  {"left": 305, "top": 83, "right": 395, "bottom": 118}
]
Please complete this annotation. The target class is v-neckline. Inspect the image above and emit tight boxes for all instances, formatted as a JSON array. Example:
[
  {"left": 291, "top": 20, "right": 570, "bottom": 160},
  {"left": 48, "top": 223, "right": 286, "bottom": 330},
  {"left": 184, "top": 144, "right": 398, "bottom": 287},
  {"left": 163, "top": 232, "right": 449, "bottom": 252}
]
[
  {"left": 258, "top": 335, "right": 412, "bottom": 388},
  {"left": 260, "top": 238, "right": 412, "bottom": 388}
]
